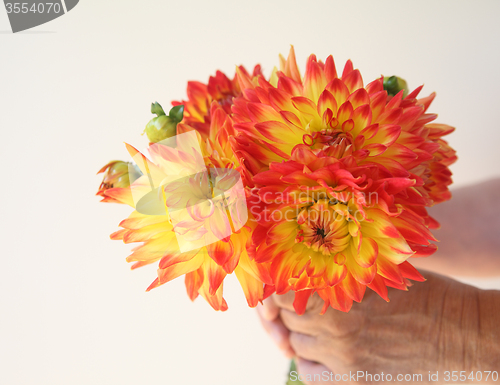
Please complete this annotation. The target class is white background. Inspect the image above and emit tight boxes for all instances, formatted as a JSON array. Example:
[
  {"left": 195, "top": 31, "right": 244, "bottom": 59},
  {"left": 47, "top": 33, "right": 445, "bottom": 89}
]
[{"left": 1, "top": 1, "right": 499, "bottom": 384}]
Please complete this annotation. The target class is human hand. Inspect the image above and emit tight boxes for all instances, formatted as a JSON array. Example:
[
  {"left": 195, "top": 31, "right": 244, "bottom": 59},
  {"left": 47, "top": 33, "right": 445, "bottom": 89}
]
[
  {"left": 258, "top": 271, "right": 500, "bottom": 384},
  {"left": 256, "top": 295, "right": 296, "bottom": 359}
]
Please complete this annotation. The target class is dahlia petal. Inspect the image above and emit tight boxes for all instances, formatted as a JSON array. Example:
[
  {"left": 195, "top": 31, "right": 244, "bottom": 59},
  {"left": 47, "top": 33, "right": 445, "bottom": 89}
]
[
  {"left": 126, "top": 231, "right": 180, "bottom": 263},
  {"left": 303, "top": 55, "right": 327, "bottom": 103},
  {"left": 281, "top": 46, "right": 302, "bottom": 83},
  {"left": 158, "top": 246, "right": 200, "bottom": 270},
  {"left": 271, "top": 251, "right": 300, "bottom": 294},
  {"left": 119, "top": 211, "right": 169, "bottom": 230},
  {"left": 199, "top": 278, "right": 228, "bottom": 311},
  {"left": 277, "top": 75, "right": 303, "bottom": 97},
  {"left": 234, "top": 265, "right": 264, "bottom": 307},
  {"left": 347, "top": 88, "right": 370, "bottom": 109},
  {"left": 341, "top": 60, "right": 354, "bottom": 78},
  {"left": 280, "top": 171, "right": 317, "bottom": 186},
  {"left": 405, "top": 85, "right": 424, "bottom": 101},
  {"left": 110, "top": 229, "right": 127, "bottom": 240},
  {"left": 102, "top": 187, "right": 134, "bottom": 207},
  {"left": 347, "top": 258, "right": 377, "bottom": 285},
  {"left": 399, "top": 106, "right": 424, "bottom": 132},
  {"left": 416, "top": 91, "right": 436, "bottom": 112},
  {"left": 377, "top": 237, "right": 414, "bottom": 265},
  {"left": 409, "top": 243, "right": 438, "bottom": 257},
  {"left": 254, "top": 86, "right": 270, "bottom": 105},
  {"left": 342, "top": 69, "right": 363, "bottom": 93},
  {"left": 363, "top": 124, "right": 401, "bottom": 147},
  {"left": 320, "top": 286, "right": 353, "bottom": 313},
  {"left": 206, "top": 238, "right": 234, "bottom": 267},
  {"left": 293, "top": 289, "right": 313, "bottom": 316},
  {"left": 238, "top": 248, "right": 272, "bottom": 285},
  {"left": 339, "top": 272, "right": 366, "bottom": 302},
  {"left": 122, "top": 222, "right": 171, "bottom": 243},
  {"left": 324, "top": 55, "right": 338, "bottom": 83},
  {"left": 365, "top": 77, "right": 384, "bottom": 95},
  {"left": 280, "top": 110, "right": 303, "bottom": 128},
  {"left": 291, "top": 96, "right": 317, "bottom": 117},
  {"left": 391, "top": 216, "right": 434, "bottom": 245},
  {"left": 185, "top": 268, "right": 204, "bottom": 301},
  {"left": 386, "top": 91, "right": 403, "bottom": 110},
  {"left": 362, "top": 210, "right": 400, "bottom": 238},
  {"left": 266, "top": 221, "right": 298, "bottom": 243},
  {"left": 255, "top": 241, "right": 281, "bottom": 263},
  {"left": 208, "top": 208, "right": 232, "bottom": 241},
  {"left": 353, "top": 237, "right": 378, "bottom": 268},
  {"left": 125, "top": 143, "right": 164, "bottom": 184},
  {"left": 326, "top": 78, "right": 350, "bottom": 106},
  {"left": 336, "top": 101, "right": 353, "bottom": 124},
  {"left": 291, "top": 144, "right": 320, "bottom": 165},
  {"left": 254, "top": 120, "right": 302, "bottom": 144},
  {"left": 367, "top": 274, "right": 389, "bottom": 302},
  {"left": 376, "top": 255, "right": 404, "bottom": 284},
  {"left": 247, "top": 102, "right": 282, "bottom": 122},
  {"left": 427, "top": 123, "right": 455, "bottom": 139},
  {"left": 268, "top": 88, "right": 295, "bottom": 112},
  {"left": 364, "top": 143, "right": 387, "bottom": 157},
  {"left": 235, "top": 66, "right": 255, "bottom": 93},
  {"left": 146, "top": 277, "right": 160, "bottom": 292},
  {"left": 305, "top": 254, "right": 327, "bottom": 277},
  {"left": 377, "top": 107, "right": 402, "bottom": 126},
  {"left": 415, "top": 113, "right": 438, "bottom": 127},
  {"left": 351, "top": 104, "right": 372, "bottom": 136},
  {"left": 157, "top": 252, "right": 204, "bottom": 285},
  {"left": 324, "top": 258, "right": 347, "bottom": 286},
  {"left": 204, "top": 255, "right": 227, "bottom": 295},
  {"left": 369, "top": 91, "right": 387, "bottom": 121},
  {"left": 317, "top": 89, "right": 338, "bottom": 117},
  {"left": 383, "top": 277, "right": 408, "bottom": 291}
]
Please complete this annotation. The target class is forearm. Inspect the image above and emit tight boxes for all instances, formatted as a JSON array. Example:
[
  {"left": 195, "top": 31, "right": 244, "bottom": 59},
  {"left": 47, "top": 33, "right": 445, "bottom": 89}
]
[{"left": 412, "top": 178, "right": 500, "bottom": 277}]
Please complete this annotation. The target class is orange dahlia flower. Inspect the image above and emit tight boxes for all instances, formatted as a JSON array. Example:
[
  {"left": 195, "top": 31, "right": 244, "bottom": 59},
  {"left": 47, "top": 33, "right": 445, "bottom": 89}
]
[
  {"left": 230, "top": 47, "right": 456, "bottom": 313},
  {"left": 172, "top": 65, "right": 263, "bottom": 140}
]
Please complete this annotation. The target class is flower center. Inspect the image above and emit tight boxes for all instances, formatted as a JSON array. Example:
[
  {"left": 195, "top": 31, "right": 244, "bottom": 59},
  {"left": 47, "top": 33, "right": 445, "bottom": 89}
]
[
  {"left": 295, "top": 200, "right": 350, "bottom": 256},
  {"left": 315, "top": 227, "right": 326, "bottom": 238}
]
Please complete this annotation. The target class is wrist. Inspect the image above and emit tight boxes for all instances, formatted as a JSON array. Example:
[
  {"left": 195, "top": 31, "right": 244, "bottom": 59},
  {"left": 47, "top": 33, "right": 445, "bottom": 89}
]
[
  {"left": 475, "top": 288, "right": 500, "bottom": 371},
  {"left": 439, "top": 282, "right": 500, "bottom": 379}
]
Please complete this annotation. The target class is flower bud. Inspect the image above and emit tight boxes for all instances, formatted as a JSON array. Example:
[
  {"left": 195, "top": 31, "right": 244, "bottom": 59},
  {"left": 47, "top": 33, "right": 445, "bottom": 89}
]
[
  {"left": 145, "top": 115, "right": 177, "bottom": 143},
  {"left": 96, "top": 161, "right": 141, "bottom": 197},
  {"left": 383, "top": 76, "right": 408, "bottom": 98},
  {"left": 144, "top": 103, "right": 184, "bottom": 143}
]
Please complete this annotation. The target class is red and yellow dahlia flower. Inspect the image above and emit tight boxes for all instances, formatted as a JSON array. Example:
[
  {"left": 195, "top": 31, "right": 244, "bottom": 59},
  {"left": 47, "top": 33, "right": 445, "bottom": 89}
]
[{"left": 230, "top": 47, "right": 456, "bottom": 313}]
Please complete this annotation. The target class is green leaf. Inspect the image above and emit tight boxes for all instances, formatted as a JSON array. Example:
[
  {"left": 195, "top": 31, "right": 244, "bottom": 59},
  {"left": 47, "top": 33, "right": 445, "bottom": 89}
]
[
  {"left": 169, "top": 105, "right": 184, "bottom": 123},
  {"left": 151, "top": 102, "right": 166, "bottom": 117},
  {"left": 286, "top": 359, "right": 306, "bottom": 385}
]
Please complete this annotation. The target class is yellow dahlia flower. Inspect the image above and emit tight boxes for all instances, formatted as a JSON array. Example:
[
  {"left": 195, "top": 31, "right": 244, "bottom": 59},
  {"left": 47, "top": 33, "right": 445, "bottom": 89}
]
[{"left": 102, "top": 111, "right": 271, "bottom": 311}]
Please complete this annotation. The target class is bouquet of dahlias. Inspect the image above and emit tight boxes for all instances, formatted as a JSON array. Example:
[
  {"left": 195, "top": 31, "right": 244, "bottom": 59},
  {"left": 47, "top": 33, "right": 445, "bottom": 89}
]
[{"left": 97, "top": 45, "right": 455, "bottom": 326}]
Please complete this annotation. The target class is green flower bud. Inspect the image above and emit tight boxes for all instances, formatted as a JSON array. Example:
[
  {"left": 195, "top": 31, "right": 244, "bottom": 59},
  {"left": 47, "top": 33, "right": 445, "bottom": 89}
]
[
  {"left": 144, "top": 103, "right": 185, "bottom": 143},
  {"left": 96, "top": 161, "right": 142, "bottom": 197},
  {"left": 145, "top": 115, "right": 177, "bottom": 143},
  {"left": 383, "top": 76, "right": 408, "bottom": 98}
]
